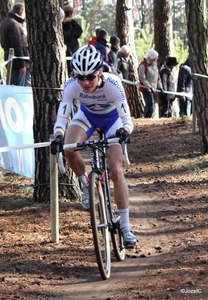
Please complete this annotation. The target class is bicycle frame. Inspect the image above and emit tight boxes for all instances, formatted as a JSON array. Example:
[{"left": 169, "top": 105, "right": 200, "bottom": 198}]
[
  {"left": 62, "top": 136, "right": 125, "bottom": 279},
  {"left": 88, "top": 139, "right": 113, "bottom": 226}
]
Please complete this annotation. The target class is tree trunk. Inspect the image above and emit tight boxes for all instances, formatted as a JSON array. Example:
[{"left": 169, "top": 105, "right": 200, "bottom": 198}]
[
  {"left": 154, "top": 0, "right": 174, "bottom": 67},
  {"left": 185, "top": 0, "right": 208, "bottom": 153},
  {"left": 0, "top": 0, "right": 14, "bottom": 24},
  {"left": 116, "top": 0, "right": 144, "bottom": 118},
  {"left": 25, "top": 0, "right": 81, "bottom": 202}
]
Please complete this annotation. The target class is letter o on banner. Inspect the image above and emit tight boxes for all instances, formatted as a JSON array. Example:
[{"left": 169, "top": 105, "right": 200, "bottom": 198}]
[{"left": 5, "top": 97, "right": 23, "bottom": 133}]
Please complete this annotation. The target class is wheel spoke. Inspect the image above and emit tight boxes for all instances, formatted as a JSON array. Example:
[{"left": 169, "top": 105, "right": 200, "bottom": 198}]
[{"left": 89, "top": 171, "right": 111, "bottom": 280}]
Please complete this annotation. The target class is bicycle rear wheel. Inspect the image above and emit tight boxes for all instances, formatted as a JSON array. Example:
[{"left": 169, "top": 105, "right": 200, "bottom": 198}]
[
  {"left": 89, "top": 171, "right": 111, "bottom": 280},
  {"left": 110, "top": 208, "right": 125, "bottom": 261},
  {"left": 105, "top": 176, "right": 125, "bottom": 261}
]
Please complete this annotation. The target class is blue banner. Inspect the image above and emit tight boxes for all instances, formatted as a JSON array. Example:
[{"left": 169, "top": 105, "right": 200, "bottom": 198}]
[{"left": 0, "top": 85, "right": 34, "bottom": 178}]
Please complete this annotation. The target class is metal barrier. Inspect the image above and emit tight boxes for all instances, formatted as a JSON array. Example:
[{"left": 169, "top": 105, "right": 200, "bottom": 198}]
[
  {"left": 0, "top": 140, "right": 60, "bottom": 243},
  {"left": 6, "top": 48, "right": 14, "bottom": 85}
]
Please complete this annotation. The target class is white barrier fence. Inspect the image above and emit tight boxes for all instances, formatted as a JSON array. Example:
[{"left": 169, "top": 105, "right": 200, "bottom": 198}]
[
  {"left": 0, "top": 85, "right": 34, "bottom": 178},
  {"left": 0, "top": 83, "right": 59, "bottom": 242},
  {"left": 0, "top": 139, "right": 60, "bottom": 243}
]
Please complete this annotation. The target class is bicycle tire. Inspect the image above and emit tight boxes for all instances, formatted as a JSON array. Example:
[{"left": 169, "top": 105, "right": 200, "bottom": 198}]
[
  {"left": 105, "top": 172, "right": 125, "bottom": 261},
  {"left": 89, "top": 170, "right": 111, "bottom": 280},
  {"left": 110, "top": 209, "right": 125, "bottom": 261}
]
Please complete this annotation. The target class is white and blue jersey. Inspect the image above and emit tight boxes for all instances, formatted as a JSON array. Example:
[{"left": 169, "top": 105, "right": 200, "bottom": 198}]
[{"left": 54, "top": 73, "right": 133, "bottom": 139}]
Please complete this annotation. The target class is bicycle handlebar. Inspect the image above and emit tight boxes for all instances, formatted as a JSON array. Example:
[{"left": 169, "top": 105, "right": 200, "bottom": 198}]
[
  {"left": 63, "top": 137, "right": 120, "bottom": 150},
  {"left": 57, "top": 137, "right": 130, "bottom": 172}
]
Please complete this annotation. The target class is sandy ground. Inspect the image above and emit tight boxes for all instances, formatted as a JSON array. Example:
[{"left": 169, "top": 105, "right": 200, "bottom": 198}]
[{"left": 0, "top": 118, "right": 208, "bottom": 299}]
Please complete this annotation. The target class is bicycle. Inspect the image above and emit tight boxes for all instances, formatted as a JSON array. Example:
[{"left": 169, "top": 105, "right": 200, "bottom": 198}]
[{"left": 62, "top": 131, "right": 126, "bottom": 280}]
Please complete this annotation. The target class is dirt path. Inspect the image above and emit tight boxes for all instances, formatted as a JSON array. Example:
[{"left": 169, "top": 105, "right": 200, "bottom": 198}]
[
  {"left": 1, "top": 118, "right": 208, "bottom": 300},
  {"left": 48, "top": 188, "right": 208, "bottom": 300},
  {"left": 47, "top": 192, "right": 162, "bottom": 300},
  {"left": 0, "top": 179, "right": 208, "bottom": 300}
]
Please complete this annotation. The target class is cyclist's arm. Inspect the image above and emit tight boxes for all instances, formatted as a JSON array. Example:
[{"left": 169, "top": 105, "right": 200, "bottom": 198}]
[
  {"left": 114, "top": 100, "right": 134, "bottom": 134},
  {"left": 107, "top": 74, "right": 133, "bottom": 133},
  {"left": 53, "top": 100, "right": 72, "bottom": 137},
  {"left": 53, "top": 79, "right": 77, "bottom": 137}
]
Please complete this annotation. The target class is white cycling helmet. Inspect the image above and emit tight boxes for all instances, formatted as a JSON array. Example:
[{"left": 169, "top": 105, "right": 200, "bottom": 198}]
[{"left": 71, "top": 45, "right": 103, "bottom": 75}]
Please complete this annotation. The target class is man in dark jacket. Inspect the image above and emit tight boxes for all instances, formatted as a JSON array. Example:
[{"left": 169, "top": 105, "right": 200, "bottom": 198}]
[
  {"left": 63, "top": 5, "right": 83, "bottom": 74},
  {"left": 0, "top": 3, "right": 30, "bottom": 86},
  {"left": 93, "top": 29, "right": 110, "bottom": 72},
  {"left": 117, "top": 45, "right": 132, "bottom": 90},
  {"left": 108, "top": 35, "right": 122, "bottom": 78},
  {"left": 177, "top": 58, "right": 193, "bottom": 116},
  {"left": 160, "top": 56, "right": 179, "bottom": 118}
]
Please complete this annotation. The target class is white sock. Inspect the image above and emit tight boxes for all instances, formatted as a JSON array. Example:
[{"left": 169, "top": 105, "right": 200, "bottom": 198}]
[
  {"left": 118, "top": 208, "right": 130, "bottom": 230},
  {"left": 78, "top": 172, "right": 89, "bottom": 187}
]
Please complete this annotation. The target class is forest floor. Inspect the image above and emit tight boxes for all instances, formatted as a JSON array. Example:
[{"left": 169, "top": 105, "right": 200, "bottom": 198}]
[{"left": 0, "top": 117, "right": 208, "bottom": 300}]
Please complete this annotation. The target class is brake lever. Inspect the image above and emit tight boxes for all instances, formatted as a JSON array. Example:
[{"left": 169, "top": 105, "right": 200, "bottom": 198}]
[
  {"left": 119, "top": 138, "right": 125, "bottom": 154},
  {"left": 121, "top": 141, "right": 125, "bottom": 154},
  {"left": 56, "top": 144, "right": 60, "bottom": 163}
]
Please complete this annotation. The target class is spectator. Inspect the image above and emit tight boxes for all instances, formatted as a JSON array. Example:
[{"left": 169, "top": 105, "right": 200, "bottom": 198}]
[
  {"left": 117, "top": 45, "right": 132, "bottom": 90},
  {"left": 177, "top": 58, "right": 193, "bottom": 117},
  {"left": 108, "top": 35, "right": 122, "bottom": 78},
  {"left": 93, "top": 28, "right": 110, "bottom": 72},
  {"left": 160, "top": 56, "right": 179, "bottom": 118},
  {"left": 63, "top": 5, "right": 83, "bottom": 74},
  {"left": 93, "top": 29, "right": 110, "bottom": 72},
  {"left": 106, "top": 42, "right": 111, "bottom": 58},
  {"left": 88, "top": 28, "right": 101, "bottom": 46},
  {"left": 0, "top": 3, "right": 30, "bottom": 86},
  {"left": 88, "top": 35, "right": 97, "bottom": 46},
  {"left": 138, "top": 49, "right": 163, "bottom": 118}
]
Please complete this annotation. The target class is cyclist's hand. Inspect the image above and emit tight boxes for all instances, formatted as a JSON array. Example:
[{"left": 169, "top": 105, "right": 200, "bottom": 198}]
[
  {"left": 116, "top": 127, "right": 130, "bottom": 143},
  {"left": 50, "top": 135, "right": 64, "bottom": 154}
]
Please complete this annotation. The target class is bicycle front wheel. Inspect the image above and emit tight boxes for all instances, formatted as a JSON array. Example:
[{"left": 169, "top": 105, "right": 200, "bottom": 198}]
[{"left": 89, "top": 171, "right": 111, "bottom": 280}]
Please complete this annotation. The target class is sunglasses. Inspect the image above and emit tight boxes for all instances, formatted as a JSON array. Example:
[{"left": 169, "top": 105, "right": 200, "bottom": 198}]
[{"left": 76, "top": 74, "right": 97, "bottom": 81}]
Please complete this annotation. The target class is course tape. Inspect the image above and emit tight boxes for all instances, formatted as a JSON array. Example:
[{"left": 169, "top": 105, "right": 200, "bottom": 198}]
[
  {"left": 0, "top": 142, "right": 51, "bottom": 153},
  {"left": 122, "top": 79, "right": 193, "bottom": 98},
  {"left": 0, "top": 56, "right": 206, "bottom": 96},
  {"left": 192, "top": 72, "right": 208, "bottom": 79},
  {"left": 1, "top": 55, "right": 71, "bottom": 68},
  {"left": 1, "top": 55, "right": 208, "bottom": 79},
  {"left": 0, "top": 86, "right": 62, "bottom": 92},
  {"left": 0, "top": 56, "right": 29, "bottom": 69}
]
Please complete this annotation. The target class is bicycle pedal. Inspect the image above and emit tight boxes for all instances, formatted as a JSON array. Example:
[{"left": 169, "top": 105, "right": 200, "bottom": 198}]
[{"left": 124, "top": 243, "right": 135, "bottom": 249}]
